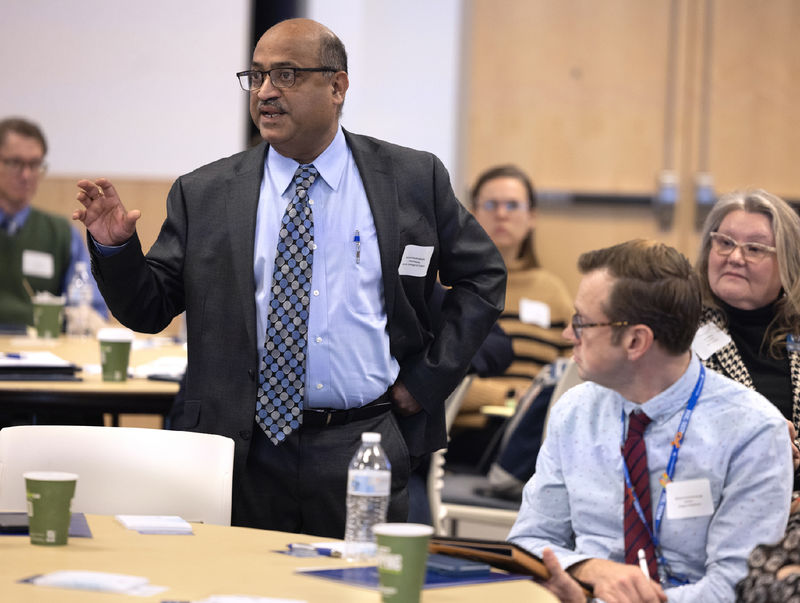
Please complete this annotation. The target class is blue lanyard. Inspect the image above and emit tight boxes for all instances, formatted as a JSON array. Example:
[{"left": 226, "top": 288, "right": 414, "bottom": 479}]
[{"left": 620, "top": 364, "right": 705, "bottom": 586}]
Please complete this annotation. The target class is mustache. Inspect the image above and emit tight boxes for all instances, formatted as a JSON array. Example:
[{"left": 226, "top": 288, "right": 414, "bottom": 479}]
[{"left": 258, "top": 99, "right": 286, "bottom": 112}]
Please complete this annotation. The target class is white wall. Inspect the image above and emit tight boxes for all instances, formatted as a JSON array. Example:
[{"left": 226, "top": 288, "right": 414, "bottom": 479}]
[
  {"left": 1, "top": 0, "right": 250, "bottom": 178},
  {"left": 1, "top": 1, "right": 463, "bottom": 184},
  {"left": 306, "top": 0, "right": 464, "bottom": 184}
]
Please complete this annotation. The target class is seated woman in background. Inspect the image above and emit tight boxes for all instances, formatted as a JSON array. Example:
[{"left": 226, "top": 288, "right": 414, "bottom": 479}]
[
  {"left": 448, "top": 165, "right": 572, "bottom": 464},
  {"left": 694, "top": 189, "right": 800, "bottom": 429}
]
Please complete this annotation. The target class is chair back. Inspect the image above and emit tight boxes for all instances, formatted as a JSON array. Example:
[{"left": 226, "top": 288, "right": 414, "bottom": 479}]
[
  {"left": 427, "top": 375, "right": 474, "bottom": 535},
  {"left": 542, "top": 358, "right": 583, "bottom": 439},
  {"left": 0, "top": 425, "right": 234, "bottom": 525}
]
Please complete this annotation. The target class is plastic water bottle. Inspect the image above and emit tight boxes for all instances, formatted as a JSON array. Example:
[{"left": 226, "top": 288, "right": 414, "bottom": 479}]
[
  {"left": 66, "top": 261, "right": 93, "bottom": 337},
  {"left": 343, "top": 432, "right": 391, "bottom": 561}
]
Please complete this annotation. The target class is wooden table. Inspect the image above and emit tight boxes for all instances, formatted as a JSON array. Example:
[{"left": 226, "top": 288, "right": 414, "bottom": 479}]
[
  {"left": 0, "top": 515, "right": 558, "bottom": 602},
  {"left": 0, "top": 335, "right": 185, "bottom": 426}
]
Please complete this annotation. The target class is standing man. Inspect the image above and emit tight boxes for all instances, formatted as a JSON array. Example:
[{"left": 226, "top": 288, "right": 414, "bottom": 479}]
[
  {"left": 73, "top": 18, "right": 506, "bottom": 535},
  {"left": 508, "top": 240, "right": 792, "bottom": 602},
  {"left": 0, "top": 117, "right": 106, "bottom": 329}
]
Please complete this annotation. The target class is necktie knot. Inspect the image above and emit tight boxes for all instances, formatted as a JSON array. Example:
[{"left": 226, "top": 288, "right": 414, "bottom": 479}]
[
  {"left": 628, "top": 411, "right": 651, "bottom": 437},
  {"left": 293, "top": 164, "right": 318, "bottom": 199}
]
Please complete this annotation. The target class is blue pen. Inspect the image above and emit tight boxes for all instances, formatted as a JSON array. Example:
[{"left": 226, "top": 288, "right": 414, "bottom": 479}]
[
  {"left": 354, "top": 230, "right": 361, "bottom": 264},
  {"left": 2, "top": 353, "right": 22, "bottom": 359},
  {"left": 314, "top": 547, "right": 341, "bottom": 558},
  {"left": 287, "top": 543, "right": 341, "bottom": 557}
]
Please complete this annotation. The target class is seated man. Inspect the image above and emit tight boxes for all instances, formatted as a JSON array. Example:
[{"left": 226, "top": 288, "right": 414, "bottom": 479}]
[
  {"left": 0, "top": 116, "right": 107, "bottom": 427},
  {"left": 508, "top": 239, "right": 793, "bottom": 602},
  {"left": 0, "top": 117, "right": 106, "bottom": 331}
]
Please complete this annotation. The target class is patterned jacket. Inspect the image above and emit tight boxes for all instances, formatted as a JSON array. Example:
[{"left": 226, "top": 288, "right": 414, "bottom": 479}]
[{"left": 699, "top": 306, "right": 800, "bottom": 431}]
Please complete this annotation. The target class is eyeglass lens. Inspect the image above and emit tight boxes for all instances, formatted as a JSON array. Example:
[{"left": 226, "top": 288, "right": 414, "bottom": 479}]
[
  {"left": 479, "top": 200, "right": 524, "bottom": 212},
  {"left": 710, "top": 232, "right": 774, "bottom": 261},
  {"left": 1, "top": 158, "right": 46, "bottom": 173}
]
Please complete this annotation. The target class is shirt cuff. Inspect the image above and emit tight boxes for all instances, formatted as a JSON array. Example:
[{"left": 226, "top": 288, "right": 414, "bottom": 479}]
[{"left": 92, "top": 238, "right": 128, "bottom": 257}]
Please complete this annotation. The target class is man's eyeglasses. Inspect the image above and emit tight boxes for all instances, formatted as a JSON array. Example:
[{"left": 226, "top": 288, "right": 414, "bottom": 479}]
[
  {"left": 709, "top": 231, "right": 776, "bottom": 263},
  {"left": 476, "top": 200, "right": 526, "bottom": 212},
  {"left": 570, "top": 313, "right": 629, "bottom": 341},
  {"left": 236, "top": 67, "right": 338, "bottom": 91},
  {"left": 0, "top": 157, "right": 47, "bottom": 175}
]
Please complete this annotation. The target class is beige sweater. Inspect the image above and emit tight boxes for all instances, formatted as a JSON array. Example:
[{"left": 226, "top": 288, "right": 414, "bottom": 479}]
[{"left": 456, "top": 259, "right": 573, "bottom": 428}]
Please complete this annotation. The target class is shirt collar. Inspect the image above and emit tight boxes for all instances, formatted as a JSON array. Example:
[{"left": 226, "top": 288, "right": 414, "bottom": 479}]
[
  {"left": 0, "top": 206, "right": 31, "bottom": 233},
  {"left": 622, "top": 353, "right": 702, "bottom": 423},
  {"left": 265, "top": 126, "right": 347, "bottom": 196}
]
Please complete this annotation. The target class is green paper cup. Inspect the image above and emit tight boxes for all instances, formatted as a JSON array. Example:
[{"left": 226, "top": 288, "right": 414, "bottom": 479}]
[
  {"left": 374, "top": 523, "right": 434, "bottom": 603},
  {"left": 24, "top": 471, "right": 78, "bottom": 546},
  {"left": 32, "top": 296, "right": 65, "bottom": 339},
  {"left": 98, "top": 327, "right": 134, "bottom": 382}
]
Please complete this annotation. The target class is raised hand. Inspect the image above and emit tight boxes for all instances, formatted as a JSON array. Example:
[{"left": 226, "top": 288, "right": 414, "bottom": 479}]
[{"left": 73, "top": 178, "right": 140, "bottom": 246}]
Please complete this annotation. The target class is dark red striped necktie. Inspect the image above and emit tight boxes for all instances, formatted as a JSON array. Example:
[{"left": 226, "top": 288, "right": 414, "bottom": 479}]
[{"left": 623, "top": 411, "right": 658, "bottom": 580}]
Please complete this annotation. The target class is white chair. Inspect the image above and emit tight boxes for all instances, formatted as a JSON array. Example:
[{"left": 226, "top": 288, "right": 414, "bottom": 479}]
[
  {"left": 542, "top": 358, "right": 583, "bottom": 439},
  {"left": 427, "top": 375, "right": 474, "bottom": 535},
  {"left": 0, "top": 425, "right": 234, "bottom": 525}
]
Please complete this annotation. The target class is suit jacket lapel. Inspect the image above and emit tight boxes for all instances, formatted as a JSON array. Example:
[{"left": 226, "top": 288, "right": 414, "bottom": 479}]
[
  {"left": 226, "top": 143, "right": 266, "bottom": 352},
  {"left": 345, "top": 130, "right": 400, "bottom": 321}
]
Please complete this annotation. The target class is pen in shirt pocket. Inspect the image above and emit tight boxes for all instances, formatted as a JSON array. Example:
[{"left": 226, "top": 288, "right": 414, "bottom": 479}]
[{"left": 353, "top": 229, "right": 361, "bottom": 264}]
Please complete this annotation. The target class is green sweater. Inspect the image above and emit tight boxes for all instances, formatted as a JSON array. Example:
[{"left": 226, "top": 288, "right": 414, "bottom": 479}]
[{"left": 0, "top": 208, "right": 72, "bottom": 325}]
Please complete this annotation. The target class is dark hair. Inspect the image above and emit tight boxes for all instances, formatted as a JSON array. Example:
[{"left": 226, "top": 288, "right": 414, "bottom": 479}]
[
  {"left": 470, "top": 164, "right": 539, "bottom": 268},
  {"left": 319, "top": 29, "right": 348, "bottom": 73},
  {"left": 0, "top": 117, "right": 47, "bottom": 155},
  {"left": 578, "top": 239, "right": 701, "bottom": 355},
  {"left": 317, "top": 28, "right": 347, "bottom": 118}
]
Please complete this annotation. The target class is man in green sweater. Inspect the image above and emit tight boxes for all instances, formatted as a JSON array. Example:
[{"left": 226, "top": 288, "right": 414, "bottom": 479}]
[{"left": 0, "top": 117, "right": 106, "bottom": 330}]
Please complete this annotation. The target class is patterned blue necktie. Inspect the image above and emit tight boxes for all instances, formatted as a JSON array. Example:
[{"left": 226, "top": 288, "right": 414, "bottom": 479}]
[{"left": 256, "top": 164, "right": 318, "bottom": 445}]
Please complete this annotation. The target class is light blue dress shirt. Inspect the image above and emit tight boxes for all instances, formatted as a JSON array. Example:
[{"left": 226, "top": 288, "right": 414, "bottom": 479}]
[
  {"left": 3, "top": 206, "right": 107, "bottom": 317},
  {"left": 255, "top": 127, "right": 399, "bottom": 409},
  {"left": 508, "top": 354, "right": 793, "bottom": 601}
]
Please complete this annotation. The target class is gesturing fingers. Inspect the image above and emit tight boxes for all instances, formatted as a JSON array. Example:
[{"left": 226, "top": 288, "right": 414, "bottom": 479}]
[{"left": 76, "top": 179, "right": 101, "bottom": 207}]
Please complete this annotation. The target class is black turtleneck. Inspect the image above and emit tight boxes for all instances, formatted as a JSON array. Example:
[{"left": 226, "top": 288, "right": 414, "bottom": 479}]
[{"left": 722, "top": 300, "right": 793, "bottom": 420}]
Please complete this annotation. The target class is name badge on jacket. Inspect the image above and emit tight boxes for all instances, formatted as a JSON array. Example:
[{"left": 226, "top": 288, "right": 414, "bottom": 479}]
[
  {"left": 398, "top": 245, "right": 433, "bottom": 277},
  {"left": 691, "top": 323, "right": 732, "bottom": 360}
]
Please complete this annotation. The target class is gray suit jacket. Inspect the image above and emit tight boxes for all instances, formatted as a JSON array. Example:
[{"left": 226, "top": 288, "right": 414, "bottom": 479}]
[{"left": 90, "top": 130, "right": 506, "bottom": 470}]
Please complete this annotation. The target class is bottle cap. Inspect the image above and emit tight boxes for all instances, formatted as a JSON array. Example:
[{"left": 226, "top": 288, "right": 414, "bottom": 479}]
[{"left": 361, "top": 432, "right": 381, "bottom": 443}]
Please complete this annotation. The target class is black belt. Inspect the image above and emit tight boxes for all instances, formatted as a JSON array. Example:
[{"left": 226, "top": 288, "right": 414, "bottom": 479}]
[{"left": 302, "top": 392, "right": 392, "bottom": 428}]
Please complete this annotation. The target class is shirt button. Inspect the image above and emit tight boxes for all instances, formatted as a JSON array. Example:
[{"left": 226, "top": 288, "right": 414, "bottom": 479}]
[
  {"left": 308, "top": 199, "right": 314, "bottom": 205},
  {"left": 315, "top": 336, "right": 323, "bottom": 343},
  {"left": 316, "top": 383, "right": 323, "bottom": 390},
  {"left": 313, "top": 290, "right": 320, "bottom": 296},
  {"left": 310, "top": 243, "right": 317, "bottom": 250}
]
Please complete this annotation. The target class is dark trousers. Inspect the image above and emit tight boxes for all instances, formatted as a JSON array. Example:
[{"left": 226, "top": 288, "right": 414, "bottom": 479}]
[{"left": 232, "top": 409, "right": 410, "bottom": 537}]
